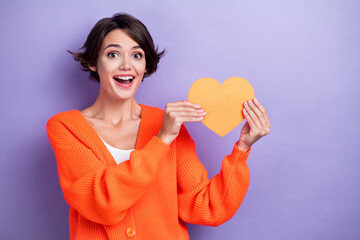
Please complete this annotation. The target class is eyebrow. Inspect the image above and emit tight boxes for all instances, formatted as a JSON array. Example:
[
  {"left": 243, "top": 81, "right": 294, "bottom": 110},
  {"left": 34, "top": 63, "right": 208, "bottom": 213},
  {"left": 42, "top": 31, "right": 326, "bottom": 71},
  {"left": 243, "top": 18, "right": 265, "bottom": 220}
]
[{"left": 104, "top": 44, "right": 141, "bottom": 50}]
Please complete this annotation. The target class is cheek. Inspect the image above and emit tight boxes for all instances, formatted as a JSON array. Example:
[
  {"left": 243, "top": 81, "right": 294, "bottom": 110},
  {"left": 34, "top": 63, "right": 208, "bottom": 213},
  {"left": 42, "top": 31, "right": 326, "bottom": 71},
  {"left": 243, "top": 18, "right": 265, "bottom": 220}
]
[
  {"left": 98, "top": 59, "right": 117, "bottom": 74},
  {"left": 134, "top": 60, "right": 147, "bottom": 74}
]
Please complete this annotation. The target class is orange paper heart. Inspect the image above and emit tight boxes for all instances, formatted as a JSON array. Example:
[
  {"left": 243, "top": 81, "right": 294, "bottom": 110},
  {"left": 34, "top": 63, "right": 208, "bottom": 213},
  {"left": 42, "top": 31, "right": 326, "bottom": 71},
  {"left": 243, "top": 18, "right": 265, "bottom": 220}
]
[{"left": 188, "top": 77, "right": 254, "bottom": 137}]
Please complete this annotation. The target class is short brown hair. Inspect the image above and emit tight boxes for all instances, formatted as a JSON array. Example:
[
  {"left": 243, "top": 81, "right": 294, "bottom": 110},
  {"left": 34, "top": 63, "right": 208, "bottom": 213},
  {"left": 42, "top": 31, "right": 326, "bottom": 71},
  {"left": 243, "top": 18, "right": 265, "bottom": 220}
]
[{"left": 68, "top": 13, "right": 165, "bottom": 82}]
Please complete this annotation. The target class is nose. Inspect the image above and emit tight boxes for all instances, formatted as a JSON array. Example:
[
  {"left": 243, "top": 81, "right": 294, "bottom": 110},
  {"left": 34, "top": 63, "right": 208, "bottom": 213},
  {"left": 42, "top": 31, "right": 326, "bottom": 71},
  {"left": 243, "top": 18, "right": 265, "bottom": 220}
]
[{"left": 119, "top": 55, "right": 131, "bottom": 70}]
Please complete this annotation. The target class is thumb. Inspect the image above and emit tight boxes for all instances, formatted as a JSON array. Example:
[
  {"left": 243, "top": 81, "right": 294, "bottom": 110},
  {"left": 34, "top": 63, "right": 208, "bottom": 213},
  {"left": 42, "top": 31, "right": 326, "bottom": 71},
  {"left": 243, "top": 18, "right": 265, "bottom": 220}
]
[{"left": 241, "top": 121, "right": 250, "bottom": 135}]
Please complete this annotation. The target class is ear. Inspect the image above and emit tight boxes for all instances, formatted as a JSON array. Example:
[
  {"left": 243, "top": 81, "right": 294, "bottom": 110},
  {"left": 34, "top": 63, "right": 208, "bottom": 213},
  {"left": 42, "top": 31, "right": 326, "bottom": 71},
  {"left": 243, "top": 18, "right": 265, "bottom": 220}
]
[{"left": 89, "top": 65, "right": 96, "bottom": 72}]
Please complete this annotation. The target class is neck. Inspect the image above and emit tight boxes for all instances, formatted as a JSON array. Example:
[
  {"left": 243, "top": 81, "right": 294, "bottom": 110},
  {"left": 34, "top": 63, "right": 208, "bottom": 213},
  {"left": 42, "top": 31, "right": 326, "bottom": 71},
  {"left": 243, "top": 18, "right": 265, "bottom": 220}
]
[{"left": 86, "top": 90, "right": 141, "bottom": 125}]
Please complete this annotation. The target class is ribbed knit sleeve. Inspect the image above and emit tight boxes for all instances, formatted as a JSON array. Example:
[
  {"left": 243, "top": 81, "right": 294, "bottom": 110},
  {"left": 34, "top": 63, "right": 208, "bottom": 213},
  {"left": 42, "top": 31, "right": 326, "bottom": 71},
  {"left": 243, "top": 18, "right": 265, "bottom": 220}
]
[
  {"left": 176, "top": 125, "right": 250, "bottom": 226},
  {"left": 46, "top": 114, "right": 170, "bottom": 226}
]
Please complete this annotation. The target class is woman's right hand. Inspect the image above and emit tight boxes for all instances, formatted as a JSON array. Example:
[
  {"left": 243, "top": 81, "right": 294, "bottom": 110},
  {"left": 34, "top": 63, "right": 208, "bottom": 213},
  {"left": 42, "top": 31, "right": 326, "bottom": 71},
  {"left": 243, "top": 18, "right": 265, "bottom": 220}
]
[{"left": 157, "top": 101, "right": 206, "bottom": 145}]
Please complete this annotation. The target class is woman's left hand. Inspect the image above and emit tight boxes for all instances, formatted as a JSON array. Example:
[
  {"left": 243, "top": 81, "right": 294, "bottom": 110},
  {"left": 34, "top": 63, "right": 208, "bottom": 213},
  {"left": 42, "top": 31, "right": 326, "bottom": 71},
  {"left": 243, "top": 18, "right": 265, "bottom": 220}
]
[{"left": 237, "top": 98, "right": 271, "bottom": 152}]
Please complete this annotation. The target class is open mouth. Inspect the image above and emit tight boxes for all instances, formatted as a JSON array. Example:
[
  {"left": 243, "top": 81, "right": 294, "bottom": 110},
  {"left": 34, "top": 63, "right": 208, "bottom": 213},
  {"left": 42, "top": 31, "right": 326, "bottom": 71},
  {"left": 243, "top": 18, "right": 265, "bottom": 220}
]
[{"left": 113, "top": 76, "right": 135, "bottom": 84}]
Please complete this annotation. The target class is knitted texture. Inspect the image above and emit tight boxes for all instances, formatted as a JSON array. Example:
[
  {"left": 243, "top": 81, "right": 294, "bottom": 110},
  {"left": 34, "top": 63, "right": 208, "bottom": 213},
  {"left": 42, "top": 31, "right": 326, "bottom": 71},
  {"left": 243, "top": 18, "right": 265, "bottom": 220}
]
[{"left": 46, "top": 104, "right": 251, "bottom": 239}]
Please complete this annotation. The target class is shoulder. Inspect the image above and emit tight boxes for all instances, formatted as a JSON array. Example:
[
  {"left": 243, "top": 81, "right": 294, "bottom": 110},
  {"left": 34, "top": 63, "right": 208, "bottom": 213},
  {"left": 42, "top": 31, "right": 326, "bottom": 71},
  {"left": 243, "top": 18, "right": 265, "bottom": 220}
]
[
  {"left": 140, "top": 104, "right": 164, "bottom": 123},
  {"left": 46, "top": 109, "right": 94, "bottom": 148},
  {"left": 141, "top": 104, "right": 164, "bottom": 116},
  {"left": 46, "top": 109, "right": 81, "bottom": 129}
]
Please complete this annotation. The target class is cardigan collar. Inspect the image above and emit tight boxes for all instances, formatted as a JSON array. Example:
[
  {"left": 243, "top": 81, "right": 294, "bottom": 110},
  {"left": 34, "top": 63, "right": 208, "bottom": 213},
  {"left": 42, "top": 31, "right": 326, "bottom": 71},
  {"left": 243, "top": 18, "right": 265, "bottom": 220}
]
[{"left": 71, "top": 104, "right": 149, "bottom": 166}]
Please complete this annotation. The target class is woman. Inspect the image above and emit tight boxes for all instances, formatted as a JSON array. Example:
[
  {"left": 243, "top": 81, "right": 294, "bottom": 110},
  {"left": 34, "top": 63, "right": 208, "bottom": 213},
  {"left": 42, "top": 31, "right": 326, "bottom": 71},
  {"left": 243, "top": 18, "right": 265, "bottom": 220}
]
[{"left": 47, "top": 13, "right": 270, "bottom": 239}]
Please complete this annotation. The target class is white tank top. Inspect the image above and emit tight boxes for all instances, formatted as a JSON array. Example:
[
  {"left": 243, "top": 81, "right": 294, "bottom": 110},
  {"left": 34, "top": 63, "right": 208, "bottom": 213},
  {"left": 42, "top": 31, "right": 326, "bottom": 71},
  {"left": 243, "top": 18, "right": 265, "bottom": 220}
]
[{"left": 100, "top": 138, "right": 134, "bottom": 165}]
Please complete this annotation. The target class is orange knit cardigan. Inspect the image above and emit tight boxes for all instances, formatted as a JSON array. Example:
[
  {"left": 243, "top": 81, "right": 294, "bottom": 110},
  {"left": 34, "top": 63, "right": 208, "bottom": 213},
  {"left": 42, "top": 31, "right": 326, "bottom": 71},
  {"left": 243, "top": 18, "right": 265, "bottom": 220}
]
[{"left": 46, "top": 104, "right": 251, "bottom": 240}]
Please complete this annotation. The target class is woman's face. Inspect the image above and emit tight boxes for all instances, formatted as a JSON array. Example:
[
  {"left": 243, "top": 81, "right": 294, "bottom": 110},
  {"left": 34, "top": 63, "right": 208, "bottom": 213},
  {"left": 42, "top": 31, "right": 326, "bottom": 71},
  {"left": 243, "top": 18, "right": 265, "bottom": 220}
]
[{"left": 90, "top": 29, "right": 146, "bottom": 101}]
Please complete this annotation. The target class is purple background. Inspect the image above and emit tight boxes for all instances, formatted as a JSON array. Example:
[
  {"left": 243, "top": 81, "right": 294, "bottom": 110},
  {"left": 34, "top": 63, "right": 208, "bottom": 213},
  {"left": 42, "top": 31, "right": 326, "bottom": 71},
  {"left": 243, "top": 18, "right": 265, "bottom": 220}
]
[{"left": 1, "top": 0, "right": 359, "bottom": 239}]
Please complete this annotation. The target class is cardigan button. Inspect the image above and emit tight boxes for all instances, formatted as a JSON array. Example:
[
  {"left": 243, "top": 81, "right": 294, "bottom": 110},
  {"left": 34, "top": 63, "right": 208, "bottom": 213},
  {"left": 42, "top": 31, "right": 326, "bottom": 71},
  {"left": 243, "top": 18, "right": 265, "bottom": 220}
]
[{"left": 126, "top": 227, "right": 136, "bottom": 238}]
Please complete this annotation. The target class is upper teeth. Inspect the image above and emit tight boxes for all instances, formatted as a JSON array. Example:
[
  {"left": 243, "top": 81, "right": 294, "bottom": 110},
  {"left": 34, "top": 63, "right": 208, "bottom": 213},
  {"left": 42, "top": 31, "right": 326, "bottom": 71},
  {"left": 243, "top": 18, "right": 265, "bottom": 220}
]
[{"left": 116, "top": 76, "right": 134, "bottom": 80}]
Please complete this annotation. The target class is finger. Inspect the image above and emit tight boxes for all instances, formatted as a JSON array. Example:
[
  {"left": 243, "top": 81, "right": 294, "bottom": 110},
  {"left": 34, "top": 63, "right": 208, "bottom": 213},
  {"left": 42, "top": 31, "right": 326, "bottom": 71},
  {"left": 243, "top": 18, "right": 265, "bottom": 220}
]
[
  {"left": 243, "top": 108, "right": 257, "bottom": 130},
  {"left": 247, "top": 99, "right": 271, "bottom": 135},
  {"left": 244, "top": 101, "right": 262, "bottom": 129},
  {"left": 247, "top": 100, "right": 268, "bottom": 128},
  {"left": 166, "top": 101, "right": 201, "bottom": 109},
  {"left": 166, "top": 105, "right": 205, "bottom": 113},
  {"left": 253, "top": 98, "right": 270, "bottom": 127},
  {"left": 254, "top": 98, "right": 270, "bottom": 127},
  {"left": 167, "top": 110, "right": 206, "bottom": 120},
  {"left": 178, "top": 111, "right": 207, "bottom": 118},
  {"left": 178, "top": 115, "right": 204, "bottom": 123},
  {"left": 170, "top": 110, "right": 206, "bottom": 118},
  {"left": 166, "top": 109, "right": 205, "bottom": 121}
]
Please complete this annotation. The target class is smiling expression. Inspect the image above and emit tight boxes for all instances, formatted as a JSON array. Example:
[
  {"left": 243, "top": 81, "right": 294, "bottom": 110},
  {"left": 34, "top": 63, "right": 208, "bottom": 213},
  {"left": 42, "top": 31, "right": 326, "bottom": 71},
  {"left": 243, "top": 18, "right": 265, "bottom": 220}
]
[{"left": 89, "top": 29, "right": 147, "bottom": 101}]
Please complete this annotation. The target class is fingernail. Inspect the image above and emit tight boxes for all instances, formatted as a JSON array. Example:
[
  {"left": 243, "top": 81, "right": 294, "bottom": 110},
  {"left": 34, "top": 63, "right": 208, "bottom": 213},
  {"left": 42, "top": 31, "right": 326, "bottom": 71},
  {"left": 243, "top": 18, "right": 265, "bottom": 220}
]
[
  {"left": 244, "top": 102, "right": 248, "bottom": 107},
  {"left": 195, "top": 104, "right": 201, "bottom": 108},
  {"left": 254, "top": 98, "right": 258, "bottom": 103}
]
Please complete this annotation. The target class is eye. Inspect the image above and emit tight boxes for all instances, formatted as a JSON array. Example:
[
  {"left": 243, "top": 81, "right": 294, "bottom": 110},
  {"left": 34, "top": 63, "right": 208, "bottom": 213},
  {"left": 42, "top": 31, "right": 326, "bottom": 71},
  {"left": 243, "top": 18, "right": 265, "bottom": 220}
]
[
  {"left": 107, "top": 52, "right": 118, "bottom": 58},
  {"left": 133, "top": 52, "right": 143, "bottom": 59}
]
